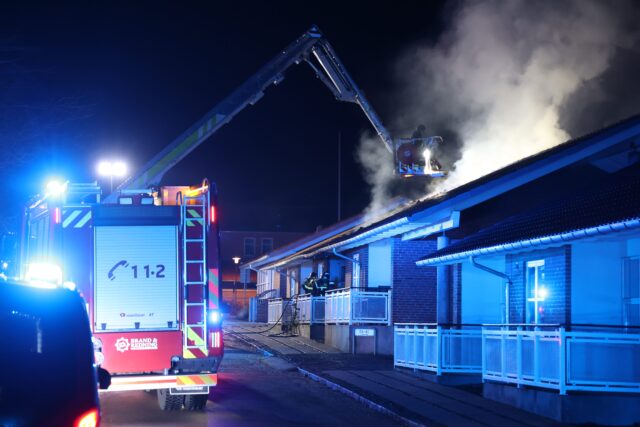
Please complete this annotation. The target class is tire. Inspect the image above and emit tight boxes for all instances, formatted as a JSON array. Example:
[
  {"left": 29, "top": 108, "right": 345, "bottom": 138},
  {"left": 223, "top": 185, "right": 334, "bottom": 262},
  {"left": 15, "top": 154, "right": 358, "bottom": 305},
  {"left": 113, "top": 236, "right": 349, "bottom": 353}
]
[
  {"left": 157, "top": 389, "right": 184, "bottom": 411},
  {"left": 184, "top": 393, "right": 208, "bottom": 411}
]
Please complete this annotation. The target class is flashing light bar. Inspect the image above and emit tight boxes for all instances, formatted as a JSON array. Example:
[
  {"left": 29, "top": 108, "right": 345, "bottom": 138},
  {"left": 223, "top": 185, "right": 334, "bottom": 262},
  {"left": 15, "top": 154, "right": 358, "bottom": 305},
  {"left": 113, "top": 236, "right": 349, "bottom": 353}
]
[
  {"left": 25, "top": 262, "right": 63, "bottom": 288},
  {"left": 209, "top": 310, "right": 221, "bottom": 324}
]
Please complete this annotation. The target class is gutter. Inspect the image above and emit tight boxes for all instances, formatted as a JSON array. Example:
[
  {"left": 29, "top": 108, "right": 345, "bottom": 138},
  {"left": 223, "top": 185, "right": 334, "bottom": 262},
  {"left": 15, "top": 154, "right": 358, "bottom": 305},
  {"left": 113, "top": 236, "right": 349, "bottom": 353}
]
[{"left": 417, "top": 218, "right": 640, "bottom": 267}]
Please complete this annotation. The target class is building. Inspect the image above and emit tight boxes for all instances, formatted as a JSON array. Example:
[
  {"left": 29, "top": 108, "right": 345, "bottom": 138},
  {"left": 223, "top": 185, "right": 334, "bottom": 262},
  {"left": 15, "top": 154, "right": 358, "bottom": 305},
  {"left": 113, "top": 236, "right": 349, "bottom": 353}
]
[
  {"left": 220, "top": 230, "right": 307, "bottom": 314},
  {"left": 396, "top": 115, "right": 640, "bottom": 425},
  {"left": 245, "top": 114, "right": 640, "bottom": 424}
]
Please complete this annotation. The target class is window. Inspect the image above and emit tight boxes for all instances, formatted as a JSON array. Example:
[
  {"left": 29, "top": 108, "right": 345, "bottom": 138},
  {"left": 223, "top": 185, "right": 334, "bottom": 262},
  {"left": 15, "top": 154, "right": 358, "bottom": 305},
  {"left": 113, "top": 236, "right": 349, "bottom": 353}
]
[
  {"left": 623, "top": 257, "right": 640, "bottom": 326},
  {"left": 288, "top": 269, "right": 298, "bottom": 298},
  {"left": 368, "top": 240, "right": 392, "bottom": 288},
  {"left": 525, "top": 260, "right": 546, "bottom": 324},
  {"left": 352, "top": 253, "right": 360, "bottom": 288},
  {"left": 243, "top": 238, "right": 256, "bottom": 257},
  {"left": 257, "top": 269, "right": 274, "bottom": 297},
  {"left": 261, "top": 238, "right": 273, "bottom": 254}
]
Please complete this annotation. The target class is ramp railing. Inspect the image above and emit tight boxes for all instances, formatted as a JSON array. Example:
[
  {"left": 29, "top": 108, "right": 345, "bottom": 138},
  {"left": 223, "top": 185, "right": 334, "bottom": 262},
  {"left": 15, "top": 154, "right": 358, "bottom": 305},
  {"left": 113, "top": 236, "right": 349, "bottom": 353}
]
[
  {"left": 297, "top": 294, "right": 325, "bottom": 324},
  {"left": 394, "top": 324, "right": 482, "bottom": 374},
  {"left": 267, "top": 298, "right": 288, "bottom": 324},
  {"left": 325, "top": 288, "right": 391, "bottom": 325}
]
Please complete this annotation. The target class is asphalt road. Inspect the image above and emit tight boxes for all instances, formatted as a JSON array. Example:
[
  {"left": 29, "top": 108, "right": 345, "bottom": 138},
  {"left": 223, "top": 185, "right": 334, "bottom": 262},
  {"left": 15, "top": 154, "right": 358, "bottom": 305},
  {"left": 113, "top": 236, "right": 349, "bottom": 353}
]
[{"left": 100, "top": 335, "right": 399, "bottom": 426}]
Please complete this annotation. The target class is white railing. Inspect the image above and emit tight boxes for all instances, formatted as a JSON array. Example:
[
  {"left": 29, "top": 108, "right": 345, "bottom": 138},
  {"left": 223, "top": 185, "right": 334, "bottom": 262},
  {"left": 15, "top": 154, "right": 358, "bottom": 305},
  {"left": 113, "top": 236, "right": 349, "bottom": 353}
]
[
  {"left": 267, "top": 298, "right": 288, "bottom": 324},
  {"left": 296, "top": 294, "right": 325, "bottom": 324},
  {"left": 483, "top": 326, "right": 564, "bottom": 392},
  {"left": 482, "top": 326, "right": 640, "bottom": 394},
  {"left": 394, "top": 324, "right": 482, "bottom": 374},
  {"left": 325, "top": 288, "right": 391, "bottom": 325}
]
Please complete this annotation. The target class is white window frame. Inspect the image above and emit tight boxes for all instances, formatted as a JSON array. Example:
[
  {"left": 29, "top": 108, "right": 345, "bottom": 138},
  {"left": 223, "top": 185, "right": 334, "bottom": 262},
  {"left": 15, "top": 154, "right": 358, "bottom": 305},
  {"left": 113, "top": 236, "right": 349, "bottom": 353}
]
[
  {"left": 261, "top": 238, "right": 274, "bottom": 254},
  {"left": 525, "top": 259, "right": 545, "bottom": 324},
  {"left": 243, "top": 237, "right": 256, "bottom": 257},
  {"left": 352, "top": 253, "right": 360, "bottom": 288},
  {"left": 368, "top": 239, "right": 392, "bottom": 288}
]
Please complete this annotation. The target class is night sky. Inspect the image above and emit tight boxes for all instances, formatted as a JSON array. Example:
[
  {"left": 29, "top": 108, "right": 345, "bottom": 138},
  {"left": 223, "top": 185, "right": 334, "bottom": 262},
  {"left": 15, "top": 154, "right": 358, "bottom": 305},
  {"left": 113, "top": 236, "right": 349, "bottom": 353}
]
[
  {"left": 0, "top": 1, "right": 446, "bottom": 233},
  {"left": 2, "top": 1, "right": 639, "bottom": 236}
]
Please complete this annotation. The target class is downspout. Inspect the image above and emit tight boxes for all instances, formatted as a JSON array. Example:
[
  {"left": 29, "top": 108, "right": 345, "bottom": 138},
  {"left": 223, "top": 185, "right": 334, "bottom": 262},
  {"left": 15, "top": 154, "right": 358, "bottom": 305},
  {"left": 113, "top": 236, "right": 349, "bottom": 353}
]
[
  {"left": 332, "top": 248, "right": 360, "bottom": 264},
  {"left": 469, "top": 256, "right": 512, "bottom": 324}
]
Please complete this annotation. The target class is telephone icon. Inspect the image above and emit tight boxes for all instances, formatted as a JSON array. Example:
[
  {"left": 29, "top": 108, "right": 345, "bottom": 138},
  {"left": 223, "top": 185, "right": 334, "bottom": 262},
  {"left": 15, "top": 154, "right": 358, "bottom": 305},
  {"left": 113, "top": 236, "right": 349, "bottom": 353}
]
[{"left": 108, "top": 260, "right": 129, "bottom": 281}]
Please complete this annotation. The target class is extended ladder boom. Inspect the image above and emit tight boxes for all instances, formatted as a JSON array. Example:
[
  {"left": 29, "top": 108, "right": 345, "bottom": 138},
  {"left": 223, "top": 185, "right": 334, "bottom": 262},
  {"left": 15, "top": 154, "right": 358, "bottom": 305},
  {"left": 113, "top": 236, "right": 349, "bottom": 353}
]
[{"left": 112, "top": 26, "right": 393, "bottom": 198}]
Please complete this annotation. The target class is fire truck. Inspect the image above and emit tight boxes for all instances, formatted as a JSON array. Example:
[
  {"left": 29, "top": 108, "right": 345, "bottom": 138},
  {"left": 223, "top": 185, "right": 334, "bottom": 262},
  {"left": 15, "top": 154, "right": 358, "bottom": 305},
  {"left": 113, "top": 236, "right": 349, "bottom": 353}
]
[
  {"left": 18, "top": 26, "right": 444, "bottom": 412},
  {"left": 20, "top": 180, "right": 222, "bottom": 411}
]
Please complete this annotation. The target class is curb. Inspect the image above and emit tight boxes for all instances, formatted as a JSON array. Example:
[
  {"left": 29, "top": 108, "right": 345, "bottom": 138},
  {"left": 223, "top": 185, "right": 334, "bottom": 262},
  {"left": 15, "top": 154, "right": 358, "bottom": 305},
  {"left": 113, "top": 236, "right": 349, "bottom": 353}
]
[{"left": 297, "top": 367, "right": 425, "bottom": 427}]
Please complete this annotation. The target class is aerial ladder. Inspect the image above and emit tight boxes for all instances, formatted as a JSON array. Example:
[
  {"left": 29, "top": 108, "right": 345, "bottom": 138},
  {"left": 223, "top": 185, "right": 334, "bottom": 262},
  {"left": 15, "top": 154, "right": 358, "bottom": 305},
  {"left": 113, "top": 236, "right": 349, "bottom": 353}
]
[{"left": 106, "top": 25, "right": 444, "bottom": 202}]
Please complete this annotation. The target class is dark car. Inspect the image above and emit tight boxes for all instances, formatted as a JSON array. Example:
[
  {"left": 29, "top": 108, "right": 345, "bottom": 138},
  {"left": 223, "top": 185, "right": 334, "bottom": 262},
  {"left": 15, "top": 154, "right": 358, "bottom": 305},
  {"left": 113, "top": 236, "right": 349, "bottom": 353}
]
[{"left": 0, "top": 280, "right": 102, "bottom": 427}]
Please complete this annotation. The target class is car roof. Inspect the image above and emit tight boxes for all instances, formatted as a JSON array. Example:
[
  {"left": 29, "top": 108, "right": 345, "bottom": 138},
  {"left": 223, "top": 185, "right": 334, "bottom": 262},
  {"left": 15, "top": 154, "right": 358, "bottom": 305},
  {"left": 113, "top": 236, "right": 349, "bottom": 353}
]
[{"left": 0, "top": 280, "right": 86, "bottom": 315}]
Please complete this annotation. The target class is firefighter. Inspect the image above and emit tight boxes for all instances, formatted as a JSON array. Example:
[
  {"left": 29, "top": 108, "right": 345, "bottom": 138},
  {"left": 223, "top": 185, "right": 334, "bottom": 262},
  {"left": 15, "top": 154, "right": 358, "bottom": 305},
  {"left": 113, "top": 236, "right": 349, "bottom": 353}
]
[
  {"left": 315, "top": 272, "right": 334, "bottom": 296},
  {"left": 412, "top": 124, "right": 443, "bottom": 172},
  {"left": 302, "top": 272, "right": 318, "bottom": 295}
]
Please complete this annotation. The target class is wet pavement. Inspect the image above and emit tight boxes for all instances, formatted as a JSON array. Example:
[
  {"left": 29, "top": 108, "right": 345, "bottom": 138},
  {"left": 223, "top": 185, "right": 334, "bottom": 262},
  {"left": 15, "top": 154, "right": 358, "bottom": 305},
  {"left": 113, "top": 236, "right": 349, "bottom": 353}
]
[{"left": 100, "top": 331, "right": 398, "bottom": 426}]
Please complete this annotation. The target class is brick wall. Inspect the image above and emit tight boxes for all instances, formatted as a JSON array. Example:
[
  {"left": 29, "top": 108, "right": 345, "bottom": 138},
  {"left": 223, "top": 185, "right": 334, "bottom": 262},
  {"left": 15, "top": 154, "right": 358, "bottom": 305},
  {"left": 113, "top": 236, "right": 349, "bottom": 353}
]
[
  {"left": 507, "top": 245, "right": 571, "bottom": 324},
  {"left": 392, "top": 238, "right": 438, "bottom": 323},
  {"left": 451, "top": 262, "right": 462, "bottom": 324}
]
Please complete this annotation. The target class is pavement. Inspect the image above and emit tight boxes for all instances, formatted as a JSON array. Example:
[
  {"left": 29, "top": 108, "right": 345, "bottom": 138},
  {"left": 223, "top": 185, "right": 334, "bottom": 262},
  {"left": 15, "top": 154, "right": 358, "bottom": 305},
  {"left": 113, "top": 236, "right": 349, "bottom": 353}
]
[
  {"left": 225, "top": 321, "right": 565, "bottom": 427},
  {"left": 101, "top": 333, "right": 399, "bottom": 426}
]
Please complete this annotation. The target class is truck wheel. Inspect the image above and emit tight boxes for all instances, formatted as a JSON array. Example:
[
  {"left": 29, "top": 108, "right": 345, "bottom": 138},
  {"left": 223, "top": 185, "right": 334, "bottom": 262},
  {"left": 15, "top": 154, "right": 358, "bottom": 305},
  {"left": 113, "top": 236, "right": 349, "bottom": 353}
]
[
  {"left": 184, "top": 394, "right": 208, "bottom": 411},
  {"left": 157, "top": 389, "right": 184, "bottom": 411}
]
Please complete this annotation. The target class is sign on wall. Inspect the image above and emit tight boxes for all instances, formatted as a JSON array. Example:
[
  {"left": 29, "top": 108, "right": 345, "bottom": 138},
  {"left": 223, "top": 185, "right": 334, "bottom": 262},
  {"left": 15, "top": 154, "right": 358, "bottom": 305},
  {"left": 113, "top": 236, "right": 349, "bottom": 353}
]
[{"left": 94, "top": 225, "right": 178, "bottom": 331}]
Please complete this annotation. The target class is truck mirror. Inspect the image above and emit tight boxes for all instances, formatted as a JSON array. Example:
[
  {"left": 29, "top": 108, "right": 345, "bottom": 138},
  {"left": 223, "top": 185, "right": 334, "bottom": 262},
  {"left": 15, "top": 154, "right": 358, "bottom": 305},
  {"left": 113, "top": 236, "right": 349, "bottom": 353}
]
[{"left": 97, "top": 366, "right": 111, "bottom": 390}]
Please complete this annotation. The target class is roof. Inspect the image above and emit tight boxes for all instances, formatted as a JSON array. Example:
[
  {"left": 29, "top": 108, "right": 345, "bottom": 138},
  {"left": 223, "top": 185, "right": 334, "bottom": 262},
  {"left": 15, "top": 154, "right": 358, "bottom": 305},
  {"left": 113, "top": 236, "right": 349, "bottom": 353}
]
[
  {"left": 244, "top": 113, "right": 640, "bottom": 271},
  {"left": 418, "top": 171, "right": 640, "bottom": 266},
  {"left": 240, "top": 197, "right": 413, "bottom": 270}
]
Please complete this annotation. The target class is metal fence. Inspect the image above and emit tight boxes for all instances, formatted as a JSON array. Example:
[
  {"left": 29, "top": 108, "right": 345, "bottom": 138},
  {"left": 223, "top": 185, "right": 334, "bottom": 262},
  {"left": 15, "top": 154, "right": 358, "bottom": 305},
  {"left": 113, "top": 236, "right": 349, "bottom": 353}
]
[
  {"left": 394, "top": 324, "right": 482, "bottom": 374},
  {"left": 483, "top": 326, "right": 640, "bottom": 394},
  {"left": 394, "top": 323, "right": 640, "bottom": 394},
  {"left": 267, "top": 298, "right": 289, "bottom": 324},
  {"left": 296, "top": 294, "right": 325, "bottom": 324},
  {"left": 482, "top": 326, "right": 563, "bottom": 391},
  {"left": 325, "top": 288, "right": 391, "bottom": 325}
]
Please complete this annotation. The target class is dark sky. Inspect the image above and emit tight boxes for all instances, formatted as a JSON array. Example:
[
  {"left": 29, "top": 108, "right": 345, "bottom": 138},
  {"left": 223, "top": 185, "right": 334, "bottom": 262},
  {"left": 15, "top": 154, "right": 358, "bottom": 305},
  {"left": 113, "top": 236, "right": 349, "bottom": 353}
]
[{"left": 0, "top": 1, "right": 446, "bottom": 233}]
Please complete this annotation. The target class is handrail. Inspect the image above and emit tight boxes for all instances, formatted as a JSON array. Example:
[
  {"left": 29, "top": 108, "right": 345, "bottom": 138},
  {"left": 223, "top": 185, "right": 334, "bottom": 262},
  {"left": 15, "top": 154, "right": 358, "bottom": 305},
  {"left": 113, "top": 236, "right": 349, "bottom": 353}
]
[{"left": 395, "top": 322, "right": 640, "bottom": 329}]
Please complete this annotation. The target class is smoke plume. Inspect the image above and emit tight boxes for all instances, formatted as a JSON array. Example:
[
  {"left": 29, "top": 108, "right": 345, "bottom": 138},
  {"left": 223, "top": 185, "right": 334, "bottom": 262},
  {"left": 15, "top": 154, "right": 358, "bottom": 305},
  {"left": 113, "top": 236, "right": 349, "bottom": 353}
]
[{"left": 359, "top": 0, "right": 640, "bottom": 211}]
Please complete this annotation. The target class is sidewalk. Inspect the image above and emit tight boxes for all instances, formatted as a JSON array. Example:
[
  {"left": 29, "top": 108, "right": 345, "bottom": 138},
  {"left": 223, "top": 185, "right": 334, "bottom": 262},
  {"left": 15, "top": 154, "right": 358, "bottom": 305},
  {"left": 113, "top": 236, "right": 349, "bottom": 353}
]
[{"left": 225, "top": 321, "right": 564, "bottom": 427}]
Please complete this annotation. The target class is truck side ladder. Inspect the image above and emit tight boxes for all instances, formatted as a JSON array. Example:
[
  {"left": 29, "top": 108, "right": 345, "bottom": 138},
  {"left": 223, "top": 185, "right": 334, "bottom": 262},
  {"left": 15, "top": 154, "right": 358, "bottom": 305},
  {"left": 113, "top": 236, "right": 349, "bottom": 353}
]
[{"left": 181, "top": 191, "right": 209, "bottom": 358}]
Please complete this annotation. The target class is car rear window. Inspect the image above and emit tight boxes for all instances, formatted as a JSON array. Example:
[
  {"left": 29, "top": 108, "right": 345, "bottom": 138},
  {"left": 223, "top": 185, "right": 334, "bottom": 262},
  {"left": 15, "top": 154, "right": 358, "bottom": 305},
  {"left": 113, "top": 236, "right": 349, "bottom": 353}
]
[{"left": 0, "top": 286, "right": 97, "bottom": 424}]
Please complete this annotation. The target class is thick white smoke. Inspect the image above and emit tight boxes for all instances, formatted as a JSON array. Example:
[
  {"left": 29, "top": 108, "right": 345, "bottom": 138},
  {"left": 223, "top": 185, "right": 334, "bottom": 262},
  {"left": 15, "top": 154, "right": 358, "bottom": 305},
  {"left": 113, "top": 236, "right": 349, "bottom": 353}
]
[
  {"left": 356, "top": 135, "right": 395, "bottom": 217},
  {"left": 359, "top": 0, "right": 639, "bottom": 208}
]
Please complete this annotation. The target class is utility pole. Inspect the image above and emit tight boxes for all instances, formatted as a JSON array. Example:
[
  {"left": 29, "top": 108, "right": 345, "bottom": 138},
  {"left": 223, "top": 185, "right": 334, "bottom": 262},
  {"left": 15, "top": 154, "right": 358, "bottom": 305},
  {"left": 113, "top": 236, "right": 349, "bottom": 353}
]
[{"left": 337, "top": 131, "right": 342, "bottom": 222}]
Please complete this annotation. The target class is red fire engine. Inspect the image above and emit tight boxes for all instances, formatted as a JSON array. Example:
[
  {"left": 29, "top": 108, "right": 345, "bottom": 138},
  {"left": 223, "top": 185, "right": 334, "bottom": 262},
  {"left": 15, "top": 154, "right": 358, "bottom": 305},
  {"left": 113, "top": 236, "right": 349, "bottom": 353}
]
[{"left": 20, "top": 180, "right": 222, "bottom": 411}]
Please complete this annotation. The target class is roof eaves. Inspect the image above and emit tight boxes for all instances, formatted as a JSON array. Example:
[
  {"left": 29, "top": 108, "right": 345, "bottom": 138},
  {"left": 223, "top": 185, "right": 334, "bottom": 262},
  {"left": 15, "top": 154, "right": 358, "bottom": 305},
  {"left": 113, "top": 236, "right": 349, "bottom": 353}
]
[{"left": 417, "top": 217, "right": 640, "bottom": 266}]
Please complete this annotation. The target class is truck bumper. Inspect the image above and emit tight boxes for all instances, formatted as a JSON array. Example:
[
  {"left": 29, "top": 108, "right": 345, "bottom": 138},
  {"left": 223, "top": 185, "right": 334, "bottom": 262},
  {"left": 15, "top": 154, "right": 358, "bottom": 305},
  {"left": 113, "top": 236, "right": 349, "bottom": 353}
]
[
  {"left": 171, "top": 355, "right": 222, "bottom": 374},
  {"left": 102, "top": 373, "right": 217, "bottom": 392}
]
